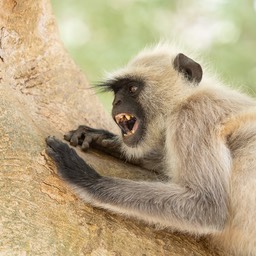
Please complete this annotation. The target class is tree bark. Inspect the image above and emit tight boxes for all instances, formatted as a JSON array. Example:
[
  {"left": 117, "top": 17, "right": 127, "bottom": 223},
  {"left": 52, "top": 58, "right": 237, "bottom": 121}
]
[{"left": 0, "top": 1, "right": 223, "bottom": 255}]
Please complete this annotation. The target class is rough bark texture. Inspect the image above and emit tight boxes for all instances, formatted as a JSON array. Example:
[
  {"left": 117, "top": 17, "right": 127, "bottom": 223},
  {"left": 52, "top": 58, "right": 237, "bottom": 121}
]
[{"left": 0, "top": 1, "right": 223, "bottom": 255}]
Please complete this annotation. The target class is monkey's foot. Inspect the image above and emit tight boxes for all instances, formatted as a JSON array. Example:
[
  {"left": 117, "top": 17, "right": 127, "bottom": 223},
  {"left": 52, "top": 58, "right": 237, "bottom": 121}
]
[{"left": 45, "top": 136, "right": 101, "bottom": 185}]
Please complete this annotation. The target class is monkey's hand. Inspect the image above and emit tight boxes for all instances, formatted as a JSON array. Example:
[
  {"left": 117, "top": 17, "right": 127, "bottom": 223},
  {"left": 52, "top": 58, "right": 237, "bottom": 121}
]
[
  {"left": 64, "top": 126, "right": 123, "bottom": 159},
  {"left": 46, "top": 136, "right": 101, "bottom": 201}
]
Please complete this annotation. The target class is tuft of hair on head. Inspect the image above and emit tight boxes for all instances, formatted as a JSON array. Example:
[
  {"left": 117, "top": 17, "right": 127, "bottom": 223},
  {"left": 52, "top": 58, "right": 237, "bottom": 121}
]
[{"left": 96, "top": 79, "right": 116, "bottom": 93}]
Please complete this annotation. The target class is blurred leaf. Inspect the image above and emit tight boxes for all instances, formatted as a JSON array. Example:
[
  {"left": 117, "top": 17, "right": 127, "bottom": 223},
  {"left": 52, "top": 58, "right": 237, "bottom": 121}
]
[{"left": 52, "top": 0, "right": 256, "bottom": 110}]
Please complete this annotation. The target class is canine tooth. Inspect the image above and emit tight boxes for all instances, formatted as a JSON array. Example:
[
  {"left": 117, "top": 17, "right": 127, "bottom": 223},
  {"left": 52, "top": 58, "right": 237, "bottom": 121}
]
[
  {"left": 126, "top": 114, "right": 131, "bottom": 120},
  {"left": 115, "top": 115, "right": 123, "bottom": 123},
  {"left": 124, "top": 131, "right": 133, "bottom": 137}
]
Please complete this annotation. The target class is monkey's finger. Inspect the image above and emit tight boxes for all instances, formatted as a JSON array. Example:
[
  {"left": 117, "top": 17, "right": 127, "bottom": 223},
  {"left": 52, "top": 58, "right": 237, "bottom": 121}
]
[
  {"left": 80, "top": 132, "right": 104, "bottom": 150},
  {"left": 46, "top": 136, "right": 68, "bottom": 151},
  {"left": 66, "top": 130, "right": 85, "bottom": 146},
  {"left": 81, "top": 133, "right": 109, "bottom": 151},
  {"left": 70, "top": 134, "right": 79, "bottom": 147},
  {"left": 64, "top": 130, "right": 75, "bottom": 142},
  {"left": 46, "top": 136, "right": 69, "bottom": 162},
  {"left": 46, "top": 135, "right": 61, "bottom": 149},
  {"left": 81, "top": 135, "right": 93, "bottom": 151},
  {"left": 67, "top": 126, "right": 90, "bottom": 146},
  {"left": 46, "top": 146, "right": 63, "bottom": 164}
]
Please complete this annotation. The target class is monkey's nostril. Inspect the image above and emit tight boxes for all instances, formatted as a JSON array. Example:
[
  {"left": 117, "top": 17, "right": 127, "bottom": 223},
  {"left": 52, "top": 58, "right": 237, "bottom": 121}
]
[{"left": 113, "top": 99, "right": 121, "bottom": 106}]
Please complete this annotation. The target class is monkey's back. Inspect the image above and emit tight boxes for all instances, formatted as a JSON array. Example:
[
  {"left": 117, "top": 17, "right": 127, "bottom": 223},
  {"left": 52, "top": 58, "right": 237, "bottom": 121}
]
[{"left": 214, "top": 109, "right": 256, "bottom": 255}]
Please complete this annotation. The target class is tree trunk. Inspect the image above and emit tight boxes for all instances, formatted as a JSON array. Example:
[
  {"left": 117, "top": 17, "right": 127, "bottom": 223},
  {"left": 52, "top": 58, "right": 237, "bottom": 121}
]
[{"left": 0, "top": 1, "right": 223, "bottom": 255}]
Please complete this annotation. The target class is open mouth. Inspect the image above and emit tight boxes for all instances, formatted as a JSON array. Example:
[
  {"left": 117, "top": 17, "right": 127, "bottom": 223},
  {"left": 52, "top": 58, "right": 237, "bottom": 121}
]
[{"left": 114, "top": 113, "right": 139, "bottom": 137}]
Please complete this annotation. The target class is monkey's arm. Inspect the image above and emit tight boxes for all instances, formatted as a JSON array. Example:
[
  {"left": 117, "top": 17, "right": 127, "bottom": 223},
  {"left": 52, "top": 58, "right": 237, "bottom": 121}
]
[
  {"left": 46, "top": 136, "right": 229, "bottom": 234},
  {"left": 64, "top": 126, "right": 163, "bottom": 171}
]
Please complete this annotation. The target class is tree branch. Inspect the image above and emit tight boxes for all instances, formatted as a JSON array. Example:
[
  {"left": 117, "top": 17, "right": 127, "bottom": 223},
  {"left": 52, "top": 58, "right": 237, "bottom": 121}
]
[{"left": 0, "top": 0, "right": 222, "bottom": 255}]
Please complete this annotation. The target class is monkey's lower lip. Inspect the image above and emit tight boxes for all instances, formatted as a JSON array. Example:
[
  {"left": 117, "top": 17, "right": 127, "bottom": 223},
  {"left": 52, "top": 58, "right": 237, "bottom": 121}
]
[{"left": 114, "top": 113, "right": 139, "bottom": 137}]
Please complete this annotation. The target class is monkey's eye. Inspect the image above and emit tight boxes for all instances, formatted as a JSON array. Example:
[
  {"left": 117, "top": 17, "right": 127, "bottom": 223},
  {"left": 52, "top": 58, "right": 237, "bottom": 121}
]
[{"left": 129, "top": 85, "right": 138, "bottom": 94}]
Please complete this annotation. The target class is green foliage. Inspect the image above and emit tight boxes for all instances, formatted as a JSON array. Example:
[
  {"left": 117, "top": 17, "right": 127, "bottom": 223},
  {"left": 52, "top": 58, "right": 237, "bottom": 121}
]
[
  {"left": 206, "top": 0, "right": 256, "bottom": 93},
  {"left": 52, "top": 0, "right": 256, "bottom": 110}
]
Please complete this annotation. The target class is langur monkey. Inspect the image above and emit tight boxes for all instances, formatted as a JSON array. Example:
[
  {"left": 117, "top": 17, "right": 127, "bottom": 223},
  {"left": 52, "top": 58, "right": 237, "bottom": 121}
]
[{"left": 46, "top": 44, "right": 256, "bottom": 255}]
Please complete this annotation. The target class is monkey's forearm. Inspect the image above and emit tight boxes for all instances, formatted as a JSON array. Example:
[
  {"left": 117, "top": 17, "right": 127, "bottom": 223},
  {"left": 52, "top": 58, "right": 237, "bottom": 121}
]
[
  {"left": 46, "top": 137, "right": 227, "bottom": 234},
  {"left": 77, "top": 177, "right": 227, "bottom": 233},
  {"left": 64, "top": 125, "right": 160, "bottom": 169}
]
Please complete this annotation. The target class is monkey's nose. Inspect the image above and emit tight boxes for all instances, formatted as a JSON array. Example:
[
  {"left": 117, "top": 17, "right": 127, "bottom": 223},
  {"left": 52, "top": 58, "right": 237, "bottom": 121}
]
[{"left": 113, "top": 99, "right": 122, "bottom": 106}]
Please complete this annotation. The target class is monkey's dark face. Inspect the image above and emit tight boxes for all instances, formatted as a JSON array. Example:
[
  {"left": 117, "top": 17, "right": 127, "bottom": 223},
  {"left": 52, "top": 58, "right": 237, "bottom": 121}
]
[{"left": 100, "top": 77, "right": 146, "bottom": 147}]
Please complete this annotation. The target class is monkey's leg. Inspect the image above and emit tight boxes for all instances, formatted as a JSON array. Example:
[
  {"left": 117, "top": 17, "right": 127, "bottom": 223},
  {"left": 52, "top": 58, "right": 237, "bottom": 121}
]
[
  {"left": 64, "top": 126, "right": 123, "bottom": 159},
  {"left": 46, "top": 136, "right": 226, "bottom": 234}
]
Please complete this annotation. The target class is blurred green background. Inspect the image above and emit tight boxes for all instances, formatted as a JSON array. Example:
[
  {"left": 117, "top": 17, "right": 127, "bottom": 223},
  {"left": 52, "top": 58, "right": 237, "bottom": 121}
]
[{"left": 52, "top": 0, "right": 256, "bottom": 112}]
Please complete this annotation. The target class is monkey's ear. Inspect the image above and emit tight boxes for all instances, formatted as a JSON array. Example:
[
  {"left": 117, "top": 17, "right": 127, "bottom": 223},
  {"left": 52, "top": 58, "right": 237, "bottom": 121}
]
[{"left": 173, "top": 53, "right": 203, "bottom": 84}]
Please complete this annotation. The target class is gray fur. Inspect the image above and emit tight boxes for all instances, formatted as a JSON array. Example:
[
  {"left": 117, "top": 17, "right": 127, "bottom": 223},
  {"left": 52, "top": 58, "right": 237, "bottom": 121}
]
[{"left": 47, "top": 43, "right": 256, "bottom": 255}]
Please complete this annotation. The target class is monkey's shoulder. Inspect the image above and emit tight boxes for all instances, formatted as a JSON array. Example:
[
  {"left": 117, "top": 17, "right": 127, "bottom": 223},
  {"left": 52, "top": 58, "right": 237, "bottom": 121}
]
[{"left": 222, "top": 108, "right": 256, "bottom": 139}]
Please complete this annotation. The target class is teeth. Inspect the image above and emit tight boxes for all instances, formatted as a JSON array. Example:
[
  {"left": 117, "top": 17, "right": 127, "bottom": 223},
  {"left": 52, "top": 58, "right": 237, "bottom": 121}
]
[
  {"left": 115, "top": 113, "right": 133, "bottom": 123},
  {"left": 125, "top": 114, "right": 131, "bottom": 120},
  {"left": 114, "top": 113, "right": 137, "bottom": 137},
  {"left": 124, "top": 131, "right": 133, "bottom": 137}
]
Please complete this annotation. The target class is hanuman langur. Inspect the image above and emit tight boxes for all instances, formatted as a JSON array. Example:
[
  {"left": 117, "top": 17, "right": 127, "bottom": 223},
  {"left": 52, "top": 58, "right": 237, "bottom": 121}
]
[{"left": 46, "top": 44, "right": 256, "bottom": 255}]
